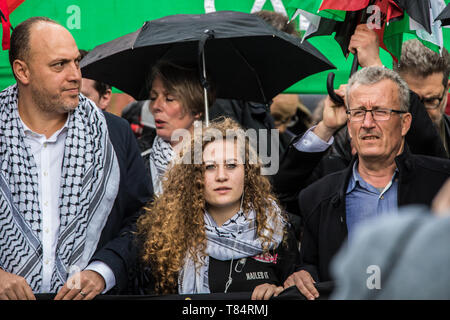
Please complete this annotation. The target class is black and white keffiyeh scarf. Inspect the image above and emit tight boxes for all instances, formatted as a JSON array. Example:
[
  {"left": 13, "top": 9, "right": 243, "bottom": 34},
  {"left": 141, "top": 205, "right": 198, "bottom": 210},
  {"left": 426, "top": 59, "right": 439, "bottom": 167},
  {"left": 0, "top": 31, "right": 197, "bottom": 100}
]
[
  {"left": 178, "top": 204, "right": 286, "bottom": 294},
  {"left": 148, "top": 135, "right": 174, "bottom": 195},
  {"left": 0, "top": 85, "right": 120, "bottom": 292}
]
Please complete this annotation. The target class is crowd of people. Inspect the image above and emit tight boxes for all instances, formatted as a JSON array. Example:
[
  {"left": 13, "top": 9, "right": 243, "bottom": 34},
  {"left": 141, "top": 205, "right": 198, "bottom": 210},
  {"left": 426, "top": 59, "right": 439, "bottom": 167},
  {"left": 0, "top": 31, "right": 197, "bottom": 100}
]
[{"left": 0, "top": 10, "right": 449, "bottom": 301}]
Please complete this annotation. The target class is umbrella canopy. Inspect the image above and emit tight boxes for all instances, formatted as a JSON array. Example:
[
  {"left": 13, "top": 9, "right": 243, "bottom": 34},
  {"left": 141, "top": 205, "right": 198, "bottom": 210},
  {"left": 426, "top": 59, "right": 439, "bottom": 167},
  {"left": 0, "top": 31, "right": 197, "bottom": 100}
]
[{"left": 80, "top": 11, "right": 335, "bottom": 105}]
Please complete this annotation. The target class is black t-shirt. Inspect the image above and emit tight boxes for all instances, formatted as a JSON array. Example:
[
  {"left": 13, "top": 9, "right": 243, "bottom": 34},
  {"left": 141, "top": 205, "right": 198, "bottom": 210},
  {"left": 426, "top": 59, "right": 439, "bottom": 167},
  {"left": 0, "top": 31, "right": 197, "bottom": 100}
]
[
  {"left": 208, "top": 226, "right": 300, "bottom": 293},
  {"left": 127, "top": 225, "right": 300, "bottom": 295}
]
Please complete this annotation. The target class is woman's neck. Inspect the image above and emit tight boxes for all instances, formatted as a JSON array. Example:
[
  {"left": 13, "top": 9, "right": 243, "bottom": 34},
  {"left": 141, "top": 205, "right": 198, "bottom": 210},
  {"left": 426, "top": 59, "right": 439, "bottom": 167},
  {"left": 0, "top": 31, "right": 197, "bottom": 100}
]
[{"left": 207, "top": 203, "right": 241, "bottom": 227}]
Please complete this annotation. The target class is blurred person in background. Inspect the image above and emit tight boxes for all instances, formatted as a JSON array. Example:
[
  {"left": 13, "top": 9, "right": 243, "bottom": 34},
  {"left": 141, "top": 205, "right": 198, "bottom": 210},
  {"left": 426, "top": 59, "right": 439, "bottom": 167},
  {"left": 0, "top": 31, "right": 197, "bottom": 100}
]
[{"left": 79, "top": 49, "right": 112, "bottom": 111}]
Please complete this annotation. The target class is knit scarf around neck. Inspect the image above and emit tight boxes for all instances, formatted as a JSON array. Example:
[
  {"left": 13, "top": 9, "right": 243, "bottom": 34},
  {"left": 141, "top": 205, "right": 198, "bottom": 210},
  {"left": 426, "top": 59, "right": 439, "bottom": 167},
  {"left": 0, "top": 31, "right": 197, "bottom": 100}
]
[
  {"left": 178, "top": 204, "right": 285, "bottom": 294},
  {"left": 0, "top": 85, "right": 120, "bottom": 292},
  {"left": 148, "top": 135, "right": 174, "bottom": 195}
]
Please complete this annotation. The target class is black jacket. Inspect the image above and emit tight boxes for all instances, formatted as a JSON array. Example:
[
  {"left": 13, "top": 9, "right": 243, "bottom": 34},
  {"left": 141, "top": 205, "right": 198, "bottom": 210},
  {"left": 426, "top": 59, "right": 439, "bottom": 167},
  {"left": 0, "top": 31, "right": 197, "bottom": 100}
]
[
  {"left": 90, "top": 112, "right": 153, "bottom": 293},
  {"left": 296, "top": 148, "right": 450, "bottom": 282},
  {"left": 272, "top": 90, "right": 448, "bottom": 216},
  {"left": 443, "top": 114, "right": 450, "bottom": 157},
  {"left": 137, "top": 126, "right": 157, "bottom": 185}
]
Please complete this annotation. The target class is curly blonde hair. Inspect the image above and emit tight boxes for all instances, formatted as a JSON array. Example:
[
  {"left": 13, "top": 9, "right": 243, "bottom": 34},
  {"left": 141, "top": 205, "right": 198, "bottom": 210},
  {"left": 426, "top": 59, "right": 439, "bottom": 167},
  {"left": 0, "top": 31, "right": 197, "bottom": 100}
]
[{"left": 136, "top": 117, "right": 286, "bottom": 294}]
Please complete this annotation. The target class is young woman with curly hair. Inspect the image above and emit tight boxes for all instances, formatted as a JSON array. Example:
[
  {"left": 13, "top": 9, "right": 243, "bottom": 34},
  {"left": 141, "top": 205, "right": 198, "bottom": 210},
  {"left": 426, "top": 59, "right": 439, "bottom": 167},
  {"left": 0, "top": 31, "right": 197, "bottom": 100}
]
[{"left": 135, "top": 117, "right": 300, "bottom": 299}]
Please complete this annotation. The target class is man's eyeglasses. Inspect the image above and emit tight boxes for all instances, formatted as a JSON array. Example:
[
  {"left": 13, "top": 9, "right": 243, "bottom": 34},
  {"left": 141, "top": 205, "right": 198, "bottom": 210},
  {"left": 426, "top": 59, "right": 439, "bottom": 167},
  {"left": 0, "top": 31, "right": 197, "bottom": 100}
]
[
  {"left": 419, "top": 91, "right": 446, "bottom": 109},
  {"left": 346, "top": 108, "right": 407, "bottom": 122}
]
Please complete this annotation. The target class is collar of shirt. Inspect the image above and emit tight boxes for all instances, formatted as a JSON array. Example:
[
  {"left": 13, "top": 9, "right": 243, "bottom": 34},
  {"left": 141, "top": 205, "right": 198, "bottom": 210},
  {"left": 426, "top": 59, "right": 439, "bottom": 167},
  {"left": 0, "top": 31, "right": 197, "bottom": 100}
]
[
  {"left": 20, "top": 113, "right": 70, "bottom": 142},
  {"left": 346, "top": 160, "right": 399, "bottom": 197}
]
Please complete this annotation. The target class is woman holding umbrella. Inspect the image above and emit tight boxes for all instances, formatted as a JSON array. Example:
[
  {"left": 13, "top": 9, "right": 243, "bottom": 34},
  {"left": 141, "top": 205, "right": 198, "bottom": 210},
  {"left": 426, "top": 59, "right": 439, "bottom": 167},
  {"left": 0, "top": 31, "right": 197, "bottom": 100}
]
[
  {"left": 134, "top": 117, "right": 300, "bottom": 299},
  {"left": 141, "top": 59, "right": 214, "bottom": 195}
]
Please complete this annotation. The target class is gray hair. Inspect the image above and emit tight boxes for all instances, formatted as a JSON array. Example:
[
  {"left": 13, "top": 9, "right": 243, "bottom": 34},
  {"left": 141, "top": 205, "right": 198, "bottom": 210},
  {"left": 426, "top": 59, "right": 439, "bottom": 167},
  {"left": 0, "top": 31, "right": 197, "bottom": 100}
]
[
  {"left": 346, "top": 66, "right": 410, "bottom": 112},
  {"left": 394, "top": 39, "right": 450, "bottom": 87}
]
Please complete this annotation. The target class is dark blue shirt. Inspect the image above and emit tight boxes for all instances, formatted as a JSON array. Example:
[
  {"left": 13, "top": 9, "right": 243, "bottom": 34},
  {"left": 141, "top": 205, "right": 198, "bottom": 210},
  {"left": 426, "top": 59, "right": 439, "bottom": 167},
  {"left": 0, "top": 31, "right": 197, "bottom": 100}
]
[{"left": 346, "top": 161, "right": 398, "bottom": 241}]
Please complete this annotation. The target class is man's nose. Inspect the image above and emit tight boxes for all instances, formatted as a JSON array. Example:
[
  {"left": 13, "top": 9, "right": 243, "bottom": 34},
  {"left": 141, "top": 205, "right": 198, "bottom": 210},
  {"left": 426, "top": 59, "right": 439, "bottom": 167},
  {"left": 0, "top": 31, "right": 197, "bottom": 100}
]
[
  {"left": 68, "top": 61, "right": 81, "bottom": 82},
  {"left": 362, "top": 110, "right": 376, "bottom": 128}
]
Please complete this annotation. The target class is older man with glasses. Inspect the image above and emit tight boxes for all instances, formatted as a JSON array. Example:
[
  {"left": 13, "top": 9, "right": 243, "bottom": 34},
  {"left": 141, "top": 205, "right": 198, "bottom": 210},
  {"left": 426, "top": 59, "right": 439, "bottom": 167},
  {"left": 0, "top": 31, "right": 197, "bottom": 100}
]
[
  {"left": 393, "top": 39, "right": 450, "bottom": 158},
  {"left": 272, "top": 30, "right": 447, "bottom": 229},
  {"left": 282, "top": 66, "right": 450, "bottom": 300}
]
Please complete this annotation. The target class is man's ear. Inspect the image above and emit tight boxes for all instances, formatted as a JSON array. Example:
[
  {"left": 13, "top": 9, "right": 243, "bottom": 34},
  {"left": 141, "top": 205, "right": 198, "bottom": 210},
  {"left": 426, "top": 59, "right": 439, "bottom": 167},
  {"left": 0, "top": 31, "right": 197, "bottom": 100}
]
[
  {"left": 401, "top": 112, "right": 412, "bottom": 137},
  {"left": 99, "top": 89, "right": 112, "bottom": 110},
  {"left": 13, "top": 60, "right": 30, "bottom": 85},
  {"left": 446, "top": 79, "right": 450, "bottom": 90},
  {"left": 347, "top": 119, "right": 352, "bottom": 139}
]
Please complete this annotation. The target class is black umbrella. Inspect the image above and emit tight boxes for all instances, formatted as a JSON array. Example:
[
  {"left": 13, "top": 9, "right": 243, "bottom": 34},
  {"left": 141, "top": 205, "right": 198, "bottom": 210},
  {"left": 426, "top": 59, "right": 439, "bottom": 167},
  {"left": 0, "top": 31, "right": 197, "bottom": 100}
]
[
  {"left": 81, "top": 11, "right": 335, "bottom": 125},
  {"left": 435, "top": 3, "right": 450, "bottom": 26}
]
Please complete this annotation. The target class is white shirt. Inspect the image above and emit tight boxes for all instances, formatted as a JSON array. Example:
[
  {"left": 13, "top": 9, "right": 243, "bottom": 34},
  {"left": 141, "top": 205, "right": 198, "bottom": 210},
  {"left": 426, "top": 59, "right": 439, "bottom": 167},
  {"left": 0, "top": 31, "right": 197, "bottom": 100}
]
[
  {"left": 294, "top": 125, "right": 334, "bottom": 152},
  {"left": 20, "top": 116, "right": 116, "bottom": 293}
]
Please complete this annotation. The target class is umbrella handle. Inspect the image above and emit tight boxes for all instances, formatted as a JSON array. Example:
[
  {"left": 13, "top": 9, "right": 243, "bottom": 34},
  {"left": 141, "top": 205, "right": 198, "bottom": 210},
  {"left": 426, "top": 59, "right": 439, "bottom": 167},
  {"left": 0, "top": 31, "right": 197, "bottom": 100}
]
[
  {"left": 198, "top": 29, "right": 215, "bottom": 90},
  {"left": 349, "top": 52, "right": 359, "bottom": 77},
  {"left": 198, "top": 29, "right": 215, "bottom": 127},
  {"left": 327, "top": 53, "right": 360, "bottom": 105},
  {"left": 326, "top": 72, "right": 344, "bottom": 105}
]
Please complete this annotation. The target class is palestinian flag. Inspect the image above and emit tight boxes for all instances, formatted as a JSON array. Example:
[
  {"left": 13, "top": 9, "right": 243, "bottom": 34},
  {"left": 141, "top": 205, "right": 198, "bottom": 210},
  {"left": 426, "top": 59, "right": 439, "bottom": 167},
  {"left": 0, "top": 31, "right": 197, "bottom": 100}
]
[
  {"left": 394, "top": 0, "right": 433, "bottom": 33},
  {"left": 319, "top": 0, "right": 371, "bottom": 12},
  {"left": 286, "top": 0, "right": 346, "bottom": 22},
  {"left": 384, "top": 0, "right": 447, "bottom": 59},
  {"left": 0, "top": 0, "right": 25, "bottom": 50},
  {"left": 435, "top": 2, "right": 450, "bottom": 26},
  {"left": 289, "top": 0, "right": 448, "bottom": 62},
  {"left": 290, "top": 0, "right": 403, "bottom": 59}
]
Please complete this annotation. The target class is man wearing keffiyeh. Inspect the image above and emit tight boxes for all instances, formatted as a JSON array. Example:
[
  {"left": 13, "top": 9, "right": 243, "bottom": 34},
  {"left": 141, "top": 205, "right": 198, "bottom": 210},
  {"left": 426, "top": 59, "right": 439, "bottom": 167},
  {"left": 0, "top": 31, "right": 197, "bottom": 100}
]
[{"left": 0, "top": 17, "right": 151, "bottom": 300}]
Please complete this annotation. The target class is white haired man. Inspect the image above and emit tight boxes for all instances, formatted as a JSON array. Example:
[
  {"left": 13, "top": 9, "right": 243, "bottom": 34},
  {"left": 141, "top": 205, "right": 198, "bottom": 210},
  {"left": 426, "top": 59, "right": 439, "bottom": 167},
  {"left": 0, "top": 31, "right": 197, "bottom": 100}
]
[{"left": 283, "top": 67, "right": 450, "bottom": 300}]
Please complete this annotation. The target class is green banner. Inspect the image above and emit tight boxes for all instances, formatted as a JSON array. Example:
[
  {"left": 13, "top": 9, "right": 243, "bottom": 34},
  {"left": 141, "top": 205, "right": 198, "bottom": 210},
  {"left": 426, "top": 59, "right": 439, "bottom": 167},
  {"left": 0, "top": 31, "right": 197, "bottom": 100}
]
[
  {"left": 286, "top": 0, "right": 347, "bottom": 21},
  {"left": 1, "top": 0, "right": 450, "bottom": 94}
]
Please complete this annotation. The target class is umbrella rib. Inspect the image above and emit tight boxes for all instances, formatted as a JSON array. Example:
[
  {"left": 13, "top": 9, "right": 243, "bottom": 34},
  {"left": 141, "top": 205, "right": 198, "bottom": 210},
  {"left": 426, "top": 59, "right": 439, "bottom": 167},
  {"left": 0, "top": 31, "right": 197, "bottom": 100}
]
[{"left": 226, "top": 39, "right": 267, "bottom": 103}]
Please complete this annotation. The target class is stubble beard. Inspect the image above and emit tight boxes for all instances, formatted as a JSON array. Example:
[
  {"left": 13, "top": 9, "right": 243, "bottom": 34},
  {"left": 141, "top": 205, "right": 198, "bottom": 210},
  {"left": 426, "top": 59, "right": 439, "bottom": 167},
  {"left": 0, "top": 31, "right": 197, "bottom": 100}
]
[{"left": 31, "top": 86, "right": 79, "bottom": 115}]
